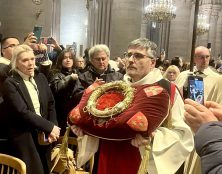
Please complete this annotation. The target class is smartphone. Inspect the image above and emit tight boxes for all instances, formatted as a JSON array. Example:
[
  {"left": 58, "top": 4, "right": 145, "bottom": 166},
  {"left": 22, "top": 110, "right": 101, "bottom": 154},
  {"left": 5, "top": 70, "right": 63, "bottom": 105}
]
[
  {"left": 47, "top": 37, "right": 54, "bottom": 44},
  {"left": 187, "top": 76, "right": 204, "bottom": 104},
  {"left": 33, "top": 26, "right": 43, "bottom": 43}
]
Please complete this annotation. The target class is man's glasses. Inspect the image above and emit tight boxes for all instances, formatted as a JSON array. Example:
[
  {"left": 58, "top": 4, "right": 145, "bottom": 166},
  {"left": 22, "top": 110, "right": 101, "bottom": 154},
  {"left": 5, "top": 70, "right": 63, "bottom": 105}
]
[
  {"left": 125, "top": 52, "right": 152, "bottom": 60},
  {"left": 196, "top": 55, "right": 210, "bottom": 59},
  {"left": 3, "top": 44, "right": 18, "bottom": 49}
]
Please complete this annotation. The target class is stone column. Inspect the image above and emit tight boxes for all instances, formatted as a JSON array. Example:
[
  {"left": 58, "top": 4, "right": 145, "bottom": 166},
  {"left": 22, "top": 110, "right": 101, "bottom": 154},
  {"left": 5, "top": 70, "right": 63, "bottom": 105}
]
[
  {"left": 51, "top": 0, "right": 61, "bottom": 42},
  {"left": 87, "top": 0, "right": 142, "bottom": 58},
  {"left": 197, "top": 4, "right": 212, "bottom": 46},
  {"left": 196, "top": 4, "right": 211, "bottom": 48},
  {"left": 109, "top": 0, "right": 143, "bottom": 58},
  {"left": 215, "top": 11, "right": 222, "bottom": 56},
  {"left": 168, "top": 0, "right": 193, "bottom": 60},
  {"left": 87, "top": 0, "right": 113, "bottom": 47},
  {"left": 159, "top": 22, "right": 171, "bottom": 58},
  {"left": 197, "top": 4, "right": 221, "bottom": 58},
  {"left": 140, "top": 0, "right": 149, "bottom": 38},
  {"left": 208, "top": 5, "right": 221, "bottom": 57}
]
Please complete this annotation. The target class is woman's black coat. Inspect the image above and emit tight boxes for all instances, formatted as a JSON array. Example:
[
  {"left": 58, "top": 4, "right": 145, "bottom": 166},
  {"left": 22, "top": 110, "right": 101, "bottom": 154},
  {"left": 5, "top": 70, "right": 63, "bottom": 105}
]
[{"left": 2, "top": 70, "right": 58, "bottom": 174}]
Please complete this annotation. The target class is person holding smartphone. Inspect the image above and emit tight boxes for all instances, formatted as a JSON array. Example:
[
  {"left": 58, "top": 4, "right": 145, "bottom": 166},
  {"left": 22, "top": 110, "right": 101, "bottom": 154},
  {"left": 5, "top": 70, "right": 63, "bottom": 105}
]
[{"left": 184, "top": 99, "right": 222, "bottom": 174}]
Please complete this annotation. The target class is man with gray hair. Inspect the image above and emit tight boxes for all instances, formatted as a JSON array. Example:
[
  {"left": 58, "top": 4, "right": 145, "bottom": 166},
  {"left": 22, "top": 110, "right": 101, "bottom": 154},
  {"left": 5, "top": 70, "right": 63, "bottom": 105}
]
[
  {"left": 176, "top": 46, "right": 220, "bottom": 98},
  {"left": 72, "top": 38, "right": 194, "bottom": 174},
  {"left": 78, "top": 44, "right": 123, "bottom": 88},
  {"left": 121, "top": 38, "right": 193, "bottom": 174}
]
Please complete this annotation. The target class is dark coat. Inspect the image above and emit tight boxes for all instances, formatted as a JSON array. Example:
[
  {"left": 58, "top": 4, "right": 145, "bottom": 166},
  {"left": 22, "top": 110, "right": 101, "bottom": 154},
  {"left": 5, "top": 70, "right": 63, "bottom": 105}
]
[
  {"left": 0, "top": 63, "right": 11, "bottom": 153},
  {"left": 195, "top": 121, "right": 222, "bottom": 174},
  {"left": 78, "top": 64, "right": 124, "bottom": 88},
  {"left": 2, "top": 70, "right": 58, "bottom": 174},
  {"left": 49, "top": 68, "right": 84, "bottom": 135}
]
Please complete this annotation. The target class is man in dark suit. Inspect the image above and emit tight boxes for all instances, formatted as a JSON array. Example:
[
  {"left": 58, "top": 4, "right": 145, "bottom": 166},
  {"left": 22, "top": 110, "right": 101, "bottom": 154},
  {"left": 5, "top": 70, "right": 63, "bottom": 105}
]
[{"left": 0, "top": 37, "right": 20, "bottom": 153}]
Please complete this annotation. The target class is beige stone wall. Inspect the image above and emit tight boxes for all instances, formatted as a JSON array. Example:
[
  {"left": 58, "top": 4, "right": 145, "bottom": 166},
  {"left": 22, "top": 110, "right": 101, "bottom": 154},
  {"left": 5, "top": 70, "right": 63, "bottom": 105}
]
[
  {"left": 215, "top": 11, "right": 222, "bottom": 57},
  {"left": 60, "top": 0, "right": 88, "bottom": 55},
  {"left": 0, "top": 0, "right": 221, "bottom": 59},
  {"left": 109, "top": 0, "right": 143, "bottom": 59},
  {"left": 0, "top": 0, "right": 53, "bottom": 42},
  {"left": 168, "top": 0, "right": 193, "bottom": 60}
]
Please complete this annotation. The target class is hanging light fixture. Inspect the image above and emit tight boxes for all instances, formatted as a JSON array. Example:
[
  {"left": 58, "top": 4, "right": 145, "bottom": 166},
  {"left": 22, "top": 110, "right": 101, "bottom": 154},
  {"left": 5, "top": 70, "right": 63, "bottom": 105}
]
[
  {"left": 144, "top": 0, "right": 177, "bottom": 23},
  {"left": 196, "top": 13, "right": 210, "bottom": 35}
]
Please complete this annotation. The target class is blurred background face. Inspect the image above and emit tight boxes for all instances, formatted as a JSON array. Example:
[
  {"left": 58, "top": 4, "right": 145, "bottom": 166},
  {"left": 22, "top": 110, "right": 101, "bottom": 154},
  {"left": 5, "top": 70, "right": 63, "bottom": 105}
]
[
  {"left": 166, "top": 70, "right": 177, "bottom": 81},
  {"left": 16, "top": 51, "right": 35, "bottom": 76},
  {"left": 158, "top": 66, "right": 164, "bottom": 74},
  {"left": 62, "top": 52, "right": 74, "bottom": 69},
  {"left": 194, "top": 48, "right": 210, "bottom": 71},
  {"left": 91, "top": 51, "right": 109, "bottom": 73},
  {"left": 2, "top": 38, "right": 19, "bottom": 60},
  {"left": 75, "top": 57, "right": 85, "bottom": 69}
]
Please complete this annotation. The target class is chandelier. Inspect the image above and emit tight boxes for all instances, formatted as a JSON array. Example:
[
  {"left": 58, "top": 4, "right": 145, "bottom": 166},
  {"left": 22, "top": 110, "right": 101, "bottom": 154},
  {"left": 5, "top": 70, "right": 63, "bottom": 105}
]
[
  {"left": 144, "top": 0, "right": 176, "bottom": 23},
  {"left": 197, "top": 14, "right": 210, "bottom": 35}
]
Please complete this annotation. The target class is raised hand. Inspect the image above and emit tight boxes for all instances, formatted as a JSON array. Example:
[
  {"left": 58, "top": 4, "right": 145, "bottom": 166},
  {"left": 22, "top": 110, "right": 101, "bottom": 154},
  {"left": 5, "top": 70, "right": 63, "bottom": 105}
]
[{"left": 24, "top": 32, "right": 37, "bottom": 45}]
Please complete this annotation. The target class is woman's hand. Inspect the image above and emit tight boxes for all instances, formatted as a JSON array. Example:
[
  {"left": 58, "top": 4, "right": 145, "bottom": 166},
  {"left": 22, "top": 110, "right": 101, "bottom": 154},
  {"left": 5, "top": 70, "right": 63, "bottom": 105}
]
[
  {"left": 70, "top": 125, "right": 84, "bottom": 137},
  {"left": 48, "top": 125, "right": 61, "bottom": 143}
]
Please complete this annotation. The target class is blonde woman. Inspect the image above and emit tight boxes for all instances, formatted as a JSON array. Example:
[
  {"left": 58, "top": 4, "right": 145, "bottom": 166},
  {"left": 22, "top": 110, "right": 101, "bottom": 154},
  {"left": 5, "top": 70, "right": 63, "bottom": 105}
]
[
  {"left": 163, "top": 65, "right": 180, "bottom": 82},
  {"left": 2, "top": 44, "right": 60, "bottom": 174}
]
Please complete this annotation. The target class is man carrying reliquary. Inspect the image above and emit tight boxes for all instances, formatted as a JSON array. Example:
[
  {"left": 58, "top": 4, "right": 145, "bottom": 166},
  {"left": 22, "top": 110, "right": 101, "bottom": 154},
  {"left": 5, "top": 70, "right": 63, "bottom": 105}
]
[{"left": 69, "top": 38, "right": 194, "bottom": 174}]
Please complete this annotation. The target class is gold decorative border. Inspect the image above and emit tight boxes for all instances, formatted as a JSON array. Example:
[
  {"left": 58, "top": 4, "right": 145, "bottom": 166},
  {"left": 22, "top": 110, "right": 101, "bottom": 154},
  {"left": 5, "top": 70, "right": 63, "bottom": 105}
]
[{"left": 86, "top": 81, "right": 135, "bottom": 118}]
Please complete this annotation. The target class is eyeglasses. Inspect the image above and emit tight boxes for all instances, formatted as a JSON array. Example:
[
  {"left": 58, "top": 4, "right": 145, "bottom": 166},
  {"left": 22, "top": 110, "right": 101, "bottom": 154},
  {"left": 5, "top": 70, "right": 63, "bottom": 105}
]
[
  {"left": 2, "top": 44, "right": 18, "bottom": 49},
  {"left": 195, "top": 55, "right": 210, "bottom": 59},
  {"left": 125, "top": 52, "right": 152, "bottom": 60}
]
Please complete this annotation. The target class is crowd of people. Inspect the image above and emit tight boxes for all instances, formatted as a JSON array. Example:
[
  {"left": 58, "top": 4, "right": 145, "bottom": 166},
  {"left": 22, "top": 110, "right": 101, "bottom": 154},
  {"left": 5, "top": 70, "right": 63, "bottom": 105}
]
[{"left": 0, "top": 32, "right": 222, "bottom": 174}]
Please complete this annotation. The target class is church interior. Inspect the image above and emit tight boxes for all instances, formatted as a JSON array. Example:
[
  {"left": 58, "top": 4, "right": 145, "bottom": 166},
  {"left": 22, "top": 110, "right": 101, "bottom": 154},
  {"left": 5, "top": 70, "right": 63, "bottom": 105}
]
[{"left": 0, "top": 0, "right": 221, "bottom": 62}]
